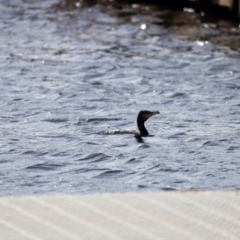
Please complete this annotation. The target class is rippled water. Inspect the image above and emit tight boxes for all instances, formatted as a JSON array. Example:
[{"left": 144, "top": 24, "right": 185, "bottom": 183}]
[{"left": 0, "top": 0, "right": 240, "bottom": 196}]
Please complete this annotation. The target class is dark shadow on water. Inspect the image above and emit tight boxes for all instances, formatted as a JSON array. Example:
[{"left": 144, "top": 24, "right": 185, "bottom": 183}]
[{"left": 135, "top": 134, "right": 144, "bottom": 143}]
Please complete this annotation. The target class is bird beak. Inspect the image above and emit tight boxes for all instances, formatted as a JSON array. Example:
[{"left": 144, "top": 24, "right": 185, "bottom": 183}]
[{"left": 150, "top": 111, "right": 160, "bottom": 116}]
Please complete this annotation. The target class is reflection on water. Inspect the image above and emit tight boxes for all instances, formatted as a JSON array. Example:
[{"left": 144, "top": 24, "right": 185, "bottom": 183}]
[
  {"left": 0, "top": 0, "right": 240, "bottom": 196},
  {"left": 58, "top": 0, "right": 240, "bottom": 55},
  {"left": 135, "top": 135, "right": 144, "bottom": 143}
]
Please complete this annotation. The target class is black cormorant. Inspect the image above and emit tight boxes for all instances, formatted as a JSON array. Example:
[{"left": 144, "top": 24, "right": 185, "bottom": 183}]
[
  {"left": 106, "top": 110, "right": 159, "bottom": 142},
  {"left": 136, "top": 110, "right": 160, "bottom": 137}
]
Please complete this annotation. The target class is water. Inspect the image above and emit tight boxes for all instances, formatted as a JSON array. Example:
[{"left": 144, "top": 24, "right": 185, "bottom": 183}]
[{"left": 0, "top": 0, "right": 240, "bottom": 196}]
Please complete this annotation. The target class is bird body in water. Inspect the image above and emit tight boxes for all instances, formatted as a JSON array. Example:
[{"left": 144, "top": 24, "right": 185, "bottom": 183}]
[{"left": 107, "top": 110, "right": 159, "bottom": 141}]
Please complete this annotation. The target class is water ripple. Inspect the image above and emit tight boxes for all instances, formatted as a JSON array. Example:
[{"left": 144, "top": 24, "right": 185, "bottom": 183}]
[
  {"left": 76, "top": 153, "right": 110, "bottom": 162},
  {"left": 26, "top": 163, "right": 64, "bottom": 171}
]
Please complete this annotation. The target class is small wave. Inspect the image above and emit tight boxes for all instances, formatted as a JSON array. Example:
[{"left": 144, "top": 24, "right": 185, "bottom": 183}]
[
  {"left": 161, "top": 186, "right": 176, "bottom": 191},
  {"left": 186, "top": 137, "right": 202, "bottom": 142},
  {"left": 170, "top": 92, "right": 186, "bottom": 98},
  {"left": 26, "top": 163, "right": 63, "bottom": 171},
  {"left": 147, "top": 163, "right": 164, "bottom": 171},
  {"left": 42, "top": 118, "right": 68, "bottom": 123},
  {"left": 106, "top": 129, "right": 137, "bottom": 135},
  {"left": 73, "top": 168, "right": 110, "bottom": 174},
  {"left": 202, "top": 141, "right": 219, "bottom": 146},
  {"left": 226, "top": 84, "right": 240, "bottom": 90},
  {"left": 94, "top": 170, "right": 123, "bottom": 178},
  {"left": 160, "top": 167, "right": 178, "bottom": 173},
  {"left": 168, "top": 132, "right": 186, "bottom": 139},
  {"left": 87, "top": 118, "right": 122, "bottom": 122},
  {"left": 138, "top": 144, "right": 150, "bottom": 149},
  {"left": 126, "top": 158, "right": 137, "bottom": 163},
  {"left": 22, "top": 151, "right": 48, "bottom": 156},
  {"left": 76, "top": 153, "right": 110, "bottom": 162},
  {"left": 219, "top": 139, "right": 228, "bottom": 142},
  {"left": 227, "top": 146, "right": 240, "bottom": 152}
]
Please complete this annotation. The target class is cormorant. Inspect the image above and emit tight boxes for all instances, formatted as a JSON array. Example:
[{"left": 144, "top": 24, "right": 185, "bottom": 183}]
[
  {"left": 136, "top": 110, "right": 160, "bottom": 137},
  {"left": 106, "top": 110, "right": 159, "bottom": 142}
]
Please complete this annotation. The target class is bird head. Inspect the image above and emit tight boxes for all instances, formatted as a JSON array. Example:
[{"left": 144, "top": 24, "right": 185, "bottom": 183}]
[{"left": 137, "top": 110, "right": 160, "bottom": 122}]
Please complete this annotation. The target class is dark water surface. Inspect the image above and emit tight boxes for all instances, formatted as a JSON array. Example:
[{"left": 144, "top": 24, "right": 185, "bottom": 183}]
[{"left": 1, "top": 0, "right": 240, "bottom": 196}]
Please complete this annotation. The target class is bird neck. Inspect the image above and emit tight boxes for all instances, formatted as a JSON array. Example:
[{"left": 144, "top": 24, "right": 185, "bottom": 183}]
[{"left": 137, "top": 120, "right": 148, "bottom": 137}]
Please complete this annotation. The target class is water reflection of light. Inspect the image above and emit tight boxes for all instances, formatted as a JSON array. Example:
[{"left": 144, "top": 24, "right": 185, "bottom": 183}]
[
  {"left": 141, "top": 24, "right": 147, "bottom": 30},
  {"left": 75, "top": 2, "right": 80, "bottom": 7},
  {"left": 196, "top": 40, "right": 207, "bottom": 46},
  {"left": 183, "top": 8, "right": 195, "bottom": 13},
  {"left": 203, "top": 23, "right": 217, "bottom": 28},
  {"left": 132, "top": 4, "right": 139, "bottom": 9},
  {"left": 196, "top": 41, "right": 204, "bottom": 46}
]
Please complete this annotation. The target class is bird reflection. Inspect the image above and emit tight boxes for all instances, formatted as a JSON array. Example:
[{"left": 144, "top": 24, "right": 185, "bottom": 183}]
[{"left": 134, "top": 134, "right": 144, "bottom": 143}]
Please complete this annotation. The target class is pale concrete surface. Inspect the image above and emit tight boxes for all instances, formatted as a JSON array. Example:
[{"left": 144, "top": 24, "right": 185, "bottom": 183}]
[
  {"left": 0, "top": 191, "right": 239, "bottom": 240},
  {"left": 214, "top": 0, "right": 233, "bottom": 8}
]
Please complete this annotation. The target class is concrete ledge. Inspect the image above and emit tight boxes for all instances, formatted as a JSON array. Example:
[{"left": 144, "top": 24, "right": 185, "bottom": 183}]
[
  {"left": 0, "top": 191, "right": 240, "bottom": 239},
  {"left": 212, "top": 0, "right": 233, "bottom": 8}
]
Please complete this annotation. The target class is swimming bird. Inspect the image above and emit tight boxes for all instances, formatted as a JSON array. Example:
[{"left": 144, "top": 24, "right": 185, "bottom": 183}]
[
  {"left": 136, "top": 110, "right": 160, "bottom": 137},
  {"left": 106, "top": 110, "right": 159, "bottom": 142}
]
